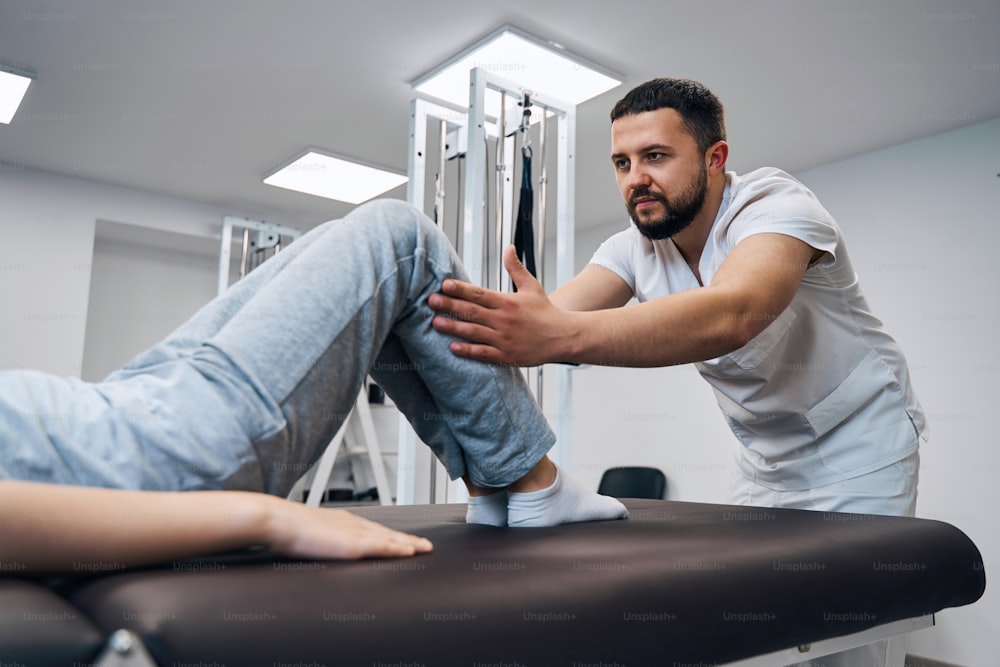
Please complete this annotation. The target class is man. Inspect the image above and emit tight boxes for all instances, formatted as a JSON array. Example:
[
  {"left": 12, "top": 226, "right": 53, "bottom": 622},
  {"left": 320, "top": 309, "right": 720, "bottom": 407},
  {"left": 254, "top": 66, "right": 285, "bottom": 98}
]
[
  {"left": 0, "top": 199, "right": 627, "bottom": 533},
  {"left": 429, "top": 78, "right": 925, "bottom": 666}
]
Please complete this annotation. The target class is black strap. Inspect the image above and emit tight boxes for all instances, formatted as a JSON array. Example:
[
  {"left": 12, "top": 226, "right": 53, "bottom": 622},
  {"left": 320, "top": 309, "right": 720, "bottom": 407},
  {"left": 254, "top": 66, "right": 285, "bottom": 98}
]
[{"left": 513, "top": 152, "right": 536, "bottom": 283}]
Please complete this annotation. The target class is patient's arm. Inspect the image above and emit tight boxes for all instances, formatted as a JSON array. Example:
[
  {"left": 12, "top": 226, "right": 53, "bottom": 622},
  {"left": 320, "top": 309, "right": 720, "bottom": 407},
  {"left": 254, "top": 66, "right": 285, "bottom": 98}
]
[{"left": 0, "top": 481, "right": 432, "bottom": 574}]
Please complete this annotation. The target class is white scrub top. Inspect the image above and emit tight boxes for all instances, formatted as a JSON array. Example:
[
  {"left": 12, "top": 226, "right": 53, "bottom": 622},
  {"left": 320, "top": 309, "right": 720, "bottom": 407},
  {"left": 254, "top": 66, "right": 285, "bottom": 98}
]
[{"left": 591, "top": 167, "right": 926, "bottom": 491}]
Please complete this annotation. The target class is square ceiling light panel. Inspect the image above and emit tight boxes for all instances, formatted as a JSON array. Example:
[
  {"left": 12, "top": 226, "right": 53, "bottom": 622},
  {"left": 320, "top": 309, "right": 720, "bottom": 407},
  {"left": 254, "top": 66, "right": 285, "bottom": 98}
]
[
  {"left": 412, "top": 25, "right": 622, "bottom": 109},
  {"left": 264, "top": 151, "right": 409, "bottom": 205},
  {"left": 0, "top": 65, "right": 34, "bottom": 125}
]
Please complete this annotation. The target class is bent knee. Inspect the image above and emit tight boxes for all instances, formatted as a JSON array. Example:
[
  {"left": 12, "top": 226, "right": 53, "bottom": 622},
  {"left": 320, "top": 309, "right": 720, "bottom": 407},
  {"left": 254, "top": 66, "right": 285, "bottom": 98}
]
[
  {"left": 348, "top": 198, "right": 442, "bottom": 247},
  {"left": 350, "top": 199, "right": 423, "bottom": 228}
]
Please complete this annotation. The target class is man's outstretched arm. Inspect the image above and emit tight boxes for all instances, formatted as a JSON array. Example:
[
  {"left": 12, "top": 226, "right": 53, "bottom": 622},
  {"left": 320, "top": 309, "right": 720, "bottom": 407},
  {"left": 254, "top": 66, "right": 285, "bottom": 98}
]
[
  {"left": 548, "top": 262, "right": 635, "bottom": 312},
  {"left": 428, "top": 232, "right": 820, "bottom": 368}
]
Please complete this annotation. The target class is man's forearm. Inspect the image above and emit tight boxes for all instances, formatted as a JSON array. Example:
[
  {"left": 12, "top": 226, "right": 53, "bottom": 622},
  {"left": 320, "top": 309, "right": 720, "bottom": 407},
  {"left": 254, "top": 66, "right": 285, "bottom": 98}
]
[
  {"left": 547, "top": 234, "right": 816, "bottom": 368},
  {"left": 557, "top": 286, "right": 753, "bottom": 368}
]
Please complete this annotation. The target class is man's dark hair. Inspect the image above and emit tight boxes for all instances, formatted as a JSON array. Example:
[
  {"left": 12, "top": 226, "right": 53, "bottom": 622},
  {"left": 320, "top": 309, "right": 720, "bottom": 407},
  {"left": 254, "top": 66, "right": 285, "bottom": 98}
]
[{"left": 610, "top": 78, "right": 727, "bottom": 155}]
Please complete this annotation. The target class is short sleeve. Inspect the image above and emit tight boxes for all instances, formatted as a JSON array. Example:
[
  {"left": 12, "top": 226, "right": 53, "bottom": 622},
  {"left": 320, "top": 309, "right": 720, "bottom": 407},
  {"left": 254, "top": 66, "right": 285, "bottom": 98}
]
[
  {"left": 589, "top": 227, "right": 637, "bottom": 292},
  {"left": 725, "top": 185, "right": 841, "bottom": 267}
]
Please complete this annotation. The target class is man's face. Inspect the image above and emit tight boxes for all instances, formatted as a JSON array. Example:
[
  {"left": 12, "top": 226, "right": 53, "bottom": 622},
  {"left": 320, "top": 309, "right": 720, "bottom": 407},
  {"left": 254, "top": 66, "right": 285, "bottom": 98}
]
[{"left": 610, "top": 108, "right": 708, "bottom": 240}]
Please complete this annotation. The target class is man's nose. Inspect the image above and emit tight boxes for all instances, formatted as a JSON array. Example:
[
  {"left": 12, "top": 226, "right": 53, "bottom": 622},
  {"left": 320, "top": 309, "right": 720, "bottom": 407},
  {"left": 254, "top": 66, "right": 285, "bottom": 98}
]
[{"left": 626, "top": 163, "right": 652, "bottom": 191}]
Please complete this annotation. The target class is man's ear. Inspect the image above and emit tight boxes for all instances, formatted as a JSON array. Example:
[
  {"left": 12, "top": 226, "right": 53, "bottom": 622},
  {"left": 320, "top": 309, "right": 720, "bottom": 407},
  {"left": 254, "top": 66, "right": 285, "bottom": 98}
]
[{"left": 706, "top": 141, "right": 729, "bottom": 174}]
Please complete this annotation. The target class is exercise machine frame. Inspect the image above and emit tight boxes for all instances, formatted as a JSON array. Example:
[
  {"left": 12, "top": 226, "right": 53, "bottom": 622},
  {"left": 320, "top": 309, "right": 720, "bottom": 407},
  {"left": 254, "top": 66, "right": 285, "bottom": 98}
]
[{"left": 401, "top": 67, "right": 578, "bottom": 504}]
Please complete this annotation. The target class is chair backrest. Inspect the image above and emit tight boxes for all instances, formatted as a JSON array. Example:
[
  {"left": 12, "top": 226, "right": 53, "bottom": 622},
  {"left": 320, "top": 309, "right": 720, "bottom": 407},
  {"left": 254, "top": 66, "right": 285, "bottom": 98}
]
[{"left": 597, "top": 466, "right": 667, "bottom": 500}]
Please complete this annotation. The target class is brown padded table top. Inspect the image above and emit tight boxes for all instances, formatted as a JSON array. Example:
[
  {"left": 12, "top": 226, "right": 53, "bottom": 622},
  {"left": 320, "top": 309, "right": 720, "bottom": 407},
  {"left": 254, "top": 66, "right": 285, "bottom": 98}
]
[{"left": 49, "top": 499, "right": 985, "bottom": 666}]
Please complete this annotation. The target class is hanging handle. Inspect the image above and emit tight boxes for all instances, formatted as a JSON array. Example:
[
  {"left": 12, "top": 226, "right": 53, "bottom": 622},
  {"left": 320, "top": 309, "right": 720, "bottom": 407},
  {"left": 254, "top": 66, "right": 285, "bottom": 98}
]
[{"left": 520, "top": 92, "right": 533, "bottom": 158}]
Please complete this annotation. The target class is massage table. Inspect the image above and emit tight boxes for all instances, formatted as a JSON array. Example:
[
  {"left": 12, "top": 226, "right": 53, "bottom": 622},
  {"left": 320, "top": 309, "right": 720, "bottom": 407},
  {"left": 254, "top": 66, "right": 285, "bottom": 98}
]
[{"left": 0, "top": 499, "right": 985, "bottom": 666}]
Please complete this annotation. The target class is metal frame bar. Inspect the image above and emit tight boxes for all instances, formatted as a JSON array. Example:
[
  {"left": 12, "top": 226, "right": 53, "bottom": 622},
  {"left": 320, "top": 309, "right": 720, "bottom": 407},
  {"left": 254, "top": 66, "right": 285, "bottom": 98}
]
[
  {"left": 552, "top": 94, "right": 576, "bottom": 470},
  {"left": 534, "top": 111, "right": 549, "bottom": 404},
  {"left": 218, "top": 216, "right": 302, "bottom": 296},
  {"left": 719, "top": 614, "right": 933, "bottom": 667}
]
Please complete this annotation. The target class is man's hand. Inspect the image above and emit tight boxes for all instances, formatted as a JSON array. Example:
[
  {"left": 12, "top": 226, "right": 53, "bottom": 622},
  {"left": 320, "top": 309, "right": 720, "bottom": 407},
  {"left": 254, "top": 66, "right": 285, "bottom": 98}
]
[{"left": 428, "top": 245, "right": 572, "bottom": 367}]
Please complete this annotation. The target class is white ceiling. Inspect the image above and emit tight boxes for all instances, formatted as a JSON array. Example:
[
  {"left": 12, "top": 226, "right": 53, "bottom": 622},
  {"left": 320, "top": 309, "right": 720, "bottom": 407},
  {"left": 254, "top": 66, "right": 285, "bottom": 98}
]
[{"left": 1, "top": 0, "right": 998, "bottom": 233}]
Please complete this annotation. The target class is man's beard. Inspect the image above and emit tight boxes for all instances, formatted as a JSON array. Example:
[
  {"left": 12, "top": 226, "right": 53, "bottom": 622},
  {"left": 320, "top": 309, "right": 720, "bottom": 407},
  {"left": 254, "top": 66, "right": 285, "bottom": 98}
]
[{"left": 627, "top": 166, "right": 708, "bottom": 241}]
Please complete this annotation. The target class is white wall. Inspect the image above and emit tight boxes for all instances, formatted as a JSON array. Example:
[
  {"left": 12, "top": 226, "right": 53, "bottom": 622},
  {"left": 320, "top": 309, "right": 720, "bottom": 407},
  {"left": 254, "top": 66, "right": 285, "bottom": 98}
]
[
  {"left": 0, "top": 167, "right": 97, "bottom": 375},
  {"left": 0, "top": 166, "right": 301, "bottom": 376},
  {"left": 565, "top": 117, "right": 1000, "bottom": 666},
  {"left": 81, "top": 221, "right": 221, "bottom": 382}
]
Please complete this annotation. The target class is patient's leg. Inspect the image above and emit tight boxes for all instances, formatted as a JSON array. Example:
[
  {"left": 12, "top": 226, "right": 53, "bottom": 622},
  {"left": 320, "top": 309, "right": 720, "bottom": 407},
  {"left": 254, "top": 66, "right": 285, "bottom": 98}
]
[
  {"left": 368, "top": 334, "right": 507, "bottom": 526},
  {"left": 2, "top": 201, "right": 533, "bottom": 493},
  {"left": 137, "top": 198, "right": 556, "bottom": 496},
  {"left": 357, "top": 220, "right": 625, "bottom": 526}
]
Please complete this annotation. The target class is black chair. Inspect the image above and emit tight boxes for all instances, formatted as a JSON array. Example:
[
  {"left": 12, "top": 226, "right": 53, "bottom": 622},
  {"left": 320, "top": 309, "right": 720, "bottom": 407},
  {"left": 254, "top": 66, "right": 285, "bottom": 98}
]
[{"left": 597, "top": 466, "right": 667, "bottom": 500}]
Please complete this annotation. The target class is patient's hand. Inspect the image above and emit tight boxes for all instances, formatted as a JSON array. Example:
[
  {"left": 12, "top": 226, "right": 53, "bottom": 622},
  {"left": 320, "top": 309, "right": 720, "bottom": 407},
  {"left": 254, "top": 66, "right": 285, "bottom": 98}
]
[{"left": 264, "top": 500, "right": 433, "bottom": 560}]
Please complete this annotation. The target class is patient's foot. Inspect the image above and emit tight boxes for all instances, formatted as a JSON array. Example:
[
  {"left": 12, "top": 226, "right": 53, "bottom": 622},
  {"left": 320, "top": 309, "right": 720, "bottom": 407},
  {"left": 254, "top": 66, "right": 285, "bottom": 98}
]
[
  {"left": 507, "top": 462, "right": 628, "bottom": 528},
  {"left": 465, "top": 489, "right": 508, "bottom": 526}
]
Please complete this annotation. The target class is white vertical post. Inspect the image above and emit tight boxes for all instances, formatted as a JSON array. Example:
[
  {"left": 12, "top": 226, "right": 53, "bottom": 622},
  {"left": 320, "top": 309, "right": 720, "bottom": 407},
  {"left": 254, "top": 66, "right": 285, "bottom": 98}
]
[
  {"left": 406, "top": 100, "right": 427, "bottom": 209},
  {"left": 218, "top": 219, "right": 233, "bottom": 296},
  {"left": 498, "top": 102, "right": 517, "bottom": 294},
  {"left": 463, "top": 69, "right": 488, "bottom": 287},
  {"left": 534, "top": 111, "right": 548, "bottom": 406},
  {"left": 495, "top": 92, "right": 506, "bottom": 291},
  {"left": 398, "top": 100, "right": 427, "bottom": 505},
  {"left": 552, "top": 106, "right": 577, "bottom": 472}
]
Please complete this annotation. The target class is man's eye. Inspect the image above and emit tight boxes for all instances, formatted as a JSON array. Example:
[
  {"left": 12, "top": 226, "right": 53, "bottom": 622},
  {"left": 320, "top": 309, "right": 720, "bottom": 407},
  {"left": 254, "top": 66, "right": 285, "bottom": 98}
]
[{"left": 614, "top": 159, "right": 629, "bottom": 170}]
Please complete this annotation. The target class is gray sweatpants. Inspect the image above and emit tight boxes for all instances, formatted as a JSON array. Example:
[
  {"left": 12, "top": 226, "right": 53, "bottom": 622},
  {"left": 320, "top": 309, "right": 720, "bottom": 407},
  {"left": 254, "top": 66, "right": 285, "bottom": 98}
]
[{"left": 0, "top": 199, "right": 554, "bottom": 495}]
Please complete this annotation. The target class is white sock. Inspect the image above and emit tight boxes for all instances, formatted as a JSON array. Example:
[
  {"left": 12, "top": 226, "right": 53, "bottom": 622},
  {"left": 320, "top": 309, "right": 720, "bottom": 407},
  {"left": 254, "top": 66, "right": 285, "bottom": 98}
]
[
  {"left": 466, "top": 490, "right": 508, "bottom": 526},
  {"left": 507, "top": 466, "right": 629, "bottom": 528}
]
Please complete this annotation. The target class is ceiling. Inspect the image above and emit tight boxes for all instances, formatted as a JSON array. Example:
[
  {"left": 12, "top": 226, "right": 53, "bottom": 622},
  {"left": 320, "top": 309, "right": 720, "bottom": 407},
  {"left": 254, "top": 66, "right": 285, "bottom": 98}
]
[{"left": 1, "top": 0, "right": 998, "bottom": 234}]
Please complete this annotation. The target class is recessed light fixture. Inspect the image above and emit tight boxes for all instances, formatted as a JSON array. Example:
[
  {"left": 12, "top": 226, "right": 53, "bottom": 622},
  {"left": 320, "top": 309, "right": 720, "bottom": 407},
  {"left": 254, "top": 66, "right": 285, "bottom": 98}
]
[
  {"left": 412, "top": 24, "right": 622, "bottom": 110},
  {"left": 263, "top": 150, "right": 408, "bottom": 205},
  {"left": 0, "top": 64, "right": 34, "bottom": 125}
]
